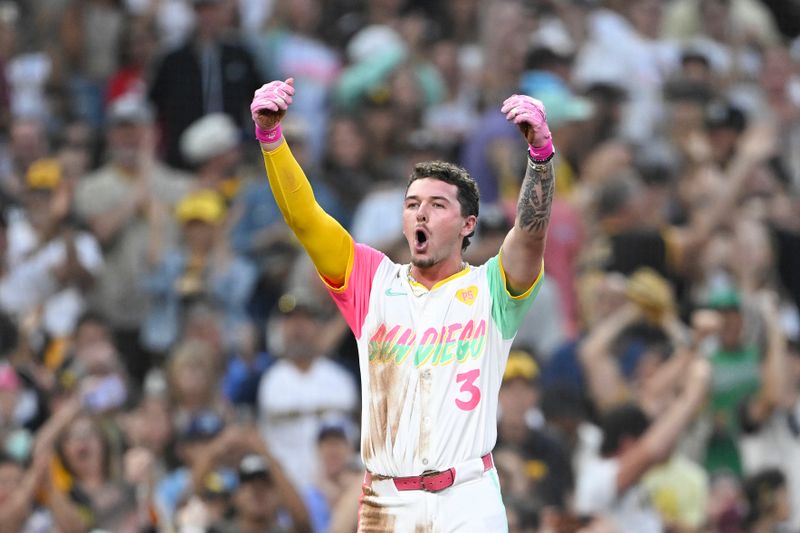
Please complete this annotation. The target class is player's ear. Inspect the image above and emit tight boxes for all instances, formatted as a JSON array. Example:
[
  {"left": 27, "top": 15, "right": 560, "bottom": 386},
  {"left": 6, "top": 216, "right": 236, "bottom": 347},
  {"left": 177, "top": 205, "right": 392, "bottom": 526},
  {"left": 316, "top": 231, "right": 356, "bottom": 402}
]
[{"left": 461, "top": 215, "right": 477, "bottom": 237}]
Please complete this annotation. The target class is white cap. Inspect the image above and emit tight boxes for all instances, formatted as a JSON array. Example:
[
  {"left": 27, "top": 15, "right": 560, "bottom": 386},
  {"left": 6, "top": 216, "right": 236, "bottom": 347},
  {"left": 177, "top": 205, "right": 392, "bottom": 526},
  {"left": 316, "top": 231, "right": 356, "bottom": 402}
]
[
  {"left": 346, "top": 25, "right": 406, "bottom": 63},
  {"left": 180, "top": 113, "right": 240, "bottom": 164},
  {"left": 107, "top": 94, "right": 154, "bottom": 125}
]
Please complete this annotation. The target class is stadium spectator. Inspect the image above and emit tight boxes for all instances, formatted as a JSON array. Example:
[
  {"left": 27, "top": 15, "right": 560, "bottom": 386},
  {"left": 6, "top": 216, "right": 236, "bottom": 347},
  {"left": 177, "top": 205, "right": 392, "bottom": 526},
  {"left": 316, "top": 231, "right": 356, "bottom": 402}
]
[
  {"left": 0, "top": 2, "right": 797, "bottom": 530},
  {"left": 148, "top": 0, "right": 262, "bottom": 169},
  {"left": 257, "top": 291, "right": 357, "bottom": 490},
  {"left": 0, "top": 158, "right": 103, "bottom": 339},
  {"left": 141, "top": 189, "right": 256, "bottom": 353},
  {"left": 75, "top": 95, "right": 192, "bottom": 381}
]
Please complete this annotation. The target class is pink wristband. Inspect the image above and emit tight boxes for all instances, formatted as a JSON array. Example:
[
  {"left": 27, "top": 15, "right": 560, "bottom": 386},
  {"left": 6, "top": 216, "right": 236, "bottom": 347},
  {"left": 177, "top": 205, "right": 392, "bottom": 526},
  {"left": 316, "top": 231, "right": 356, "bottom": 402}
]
[
  {"left": 528, "top": 139, "right": 554, "bottom": 161},
  {"left": 255, "top": 124, "right": 282, "bottom": 144}
]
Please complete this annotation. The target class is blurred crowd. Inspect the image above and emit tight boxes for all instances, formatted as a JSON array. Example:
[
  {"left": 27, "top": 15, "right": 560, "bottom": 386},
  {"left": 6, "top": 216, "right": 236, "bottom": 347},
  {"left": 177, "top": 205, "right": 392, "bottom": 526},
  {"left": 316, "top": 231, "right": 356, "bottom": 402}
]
[{"left": 0, "top": 0, "right": 799, "bottom": 531}]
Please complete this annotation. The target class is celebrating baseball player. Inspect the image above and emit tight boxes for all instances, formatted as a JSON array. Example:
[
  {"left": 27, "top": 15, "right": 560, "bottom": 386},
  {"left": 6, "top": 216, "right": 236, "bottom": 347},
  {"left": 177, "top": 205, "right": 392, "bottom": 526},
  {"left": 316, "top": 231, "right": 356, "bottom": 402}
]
[{"left": 251, "top": 78, "right": 556, "bottom": 532}]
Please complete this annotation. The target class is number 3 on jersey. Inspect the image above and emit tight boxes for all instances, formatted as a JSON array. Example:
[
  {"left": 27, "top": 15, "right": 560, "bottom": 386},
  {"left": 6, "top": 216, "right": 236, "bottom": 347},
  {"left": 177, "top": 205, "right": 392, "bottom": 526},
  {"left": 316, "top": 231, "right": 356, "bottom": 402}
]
[{"left": 455, "top": 369, "right": 481, "bottom": 411}]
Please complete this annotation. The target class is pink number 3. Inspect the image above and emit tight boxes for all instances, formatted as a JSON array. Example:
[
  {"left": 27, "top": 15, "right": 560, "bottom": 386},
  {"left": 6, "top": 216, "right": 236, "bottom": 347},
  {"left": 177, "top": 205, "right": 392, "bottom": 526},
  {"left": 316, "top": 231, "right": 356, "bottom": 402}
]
[{"left": 455, "top": 369, "right": 481, "bottom": 411}]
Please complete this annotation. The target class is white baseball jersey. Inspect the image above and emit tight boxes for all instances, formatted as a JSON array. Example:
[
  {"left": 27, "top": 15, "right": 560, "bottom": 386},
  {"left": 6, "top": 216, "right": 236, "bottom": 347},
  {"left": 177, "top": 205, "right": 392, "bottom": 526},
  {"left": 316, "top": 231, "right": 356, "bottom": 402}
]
[{"left": 327, "top": 244, "right": 542, "bottom": 477}]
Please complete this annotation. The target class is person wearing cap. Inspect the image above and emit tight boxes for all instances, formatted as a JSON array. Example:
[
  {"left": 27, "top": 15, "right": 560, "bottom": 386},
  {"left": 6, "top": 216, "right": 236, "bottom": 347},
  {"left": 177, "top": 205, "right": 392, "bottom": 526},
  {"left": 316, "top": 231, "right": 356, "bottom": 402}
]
[
  {"left": 156, "top": 409, "right": 228, "bottom": 522},
  {"left": 140, "top": 189, "right": 256, "bottom": 353},
  {"left": 704, "top": 100, "right": 748, "bottom": 168},
  {"left": 573, "top": 357, "right": 711, "bottom": 533},
  {"left": 497, "top": 351, "right": 574, "bottom": 510},
  {"left": 256, "top": 290, "right": 357, "bottom": 490},
  {"left": 0, "top": 158, "right": 104, "bottom": 339},
  {"left": 182, "top": 426, "right": 311, "bottom": 533},
  {"left": 212, "top": 452, "right": 304, "bottom": 533},
  {"left": 742, "top": 468, "right": 791, "bottom": 531},
  {"left": 578, "top": 269, "right": 695, "bottom": 418},
  {"left": 707, "top": 289, "right": 795, "bottom": 500},
  {"left": 584, "top": 104, "right": 770, "bottom": 306},
  {"left": 148, "top": 0, "right": 262, "bottom": 169},
  {"left": 3, "top": 117, "right": 49, "bottom": 205},
  {"left": 180, "top": 113, "right": 244, "bottom": 202},
  {"left": 74, "top": 94, "right": 192, "bottom": 382},
  {"left": 701, "top": 287, "right": 763, "bottom": 476},
  {"left": 499, "top": 351, "right": 543, "bottom": 435},
  {"left": 304, "top": 420, "right": 363, "bottom": 533},
  {"left": 738, "top": 314, "right": 800, "bottom": 530}
]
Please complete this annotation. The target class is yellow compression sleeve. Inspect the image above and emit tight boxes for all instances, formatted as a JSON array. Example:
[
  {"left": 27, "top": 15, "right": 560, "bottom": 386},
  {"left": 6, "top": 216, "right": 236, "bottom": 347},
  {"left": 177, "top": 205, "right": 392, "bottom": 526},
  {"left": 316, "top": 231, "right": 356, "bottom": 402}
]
[{"left": 261, "top": 142, "right": 353, "bottom": 287}]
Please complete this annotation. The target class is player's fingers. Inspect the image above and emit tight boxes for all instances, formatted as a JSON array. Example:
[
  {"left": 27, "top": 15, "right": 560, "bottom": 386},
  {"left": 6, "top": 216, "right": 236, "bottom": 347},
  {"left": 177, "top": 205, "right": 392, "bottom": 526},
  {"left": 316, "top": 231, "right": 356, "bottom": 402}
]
[
  {"left": 505, "top": 107, "right": 524, "bottom": 121},
  {"left": 252, "top": 95, "right": 273, "bottom": 110},
  {"left": 500, "top": 95, "right": 524, "bottom": 113},
  {"left": 276, "top": 90, "right": 293, "bottom": 104},
  {"left": 285, "top": 77, "right": 294, "bottom": 86},
  {"left": 522, "top": 100, "right": 547, "bottom": 120},
  {"left": 528, "top": 97, "right": 544, "bottom": 110},
  {"left": 515, "top": 101, "right": 544, "bottom": 119},
  {"left": 512, "top": 113, "right": 531, "bottom": 124},
  {"left": 513, "top": 112, "right": 540, "bottom": 125},
  {"left": 272, "top": 96, "right": 288, "bottom": 110}
]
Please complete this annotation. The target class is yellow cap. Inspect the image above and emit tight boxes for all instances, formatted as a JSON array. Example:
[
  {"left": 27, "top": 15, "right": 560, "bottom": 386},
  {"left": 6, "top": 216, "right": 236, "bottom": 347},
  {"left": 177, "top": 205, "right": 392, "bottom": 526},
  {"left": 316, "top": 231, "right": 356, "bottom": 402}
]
[
  {"left": 503, "top": 350, "right": 539, "bottom": 382},
  {"left": 26, "top": 158, "right": 62, "bottom": 190},
  {"left": 175, "top": 189, "right": 226, "bottom": 225}
]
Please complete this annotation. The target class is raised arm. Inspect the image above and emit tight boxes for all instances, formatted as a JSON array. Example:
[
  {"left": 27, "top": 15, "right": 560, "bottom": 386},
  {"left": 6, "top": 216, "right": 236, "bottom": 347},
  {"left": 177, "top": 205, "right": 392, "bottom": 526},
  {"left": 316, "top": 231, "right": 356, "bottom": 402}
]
[
  {"left": 578, "top": 304, "right": 641, "bottom": 413},
  {"left": 498, "top": 95, "right": 555, "bottom": 295},
  {"left": 251, "top": 79, "right": 353, "bottom": 287},
  {"left": 616, "top": 358, "right": 711, "bottom": 493},
  {"left": 672, "top": 125, "right": 778, "bottom": 273},
  {"left": 745, "top": 291, "right": 789, "bottom": 425},
  {"left": 245, "top": 428, "right": 313, "bottom": 533}
]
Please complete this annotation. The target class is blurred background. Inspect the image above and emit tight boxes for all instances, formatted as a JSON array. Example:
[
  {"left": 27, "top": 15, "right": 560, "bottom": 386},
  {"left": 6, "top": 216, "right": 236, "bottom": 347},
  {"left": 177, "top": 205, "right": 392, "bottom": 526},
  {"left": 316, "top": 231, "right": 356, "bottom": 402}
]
[{"left": 0, "top": 0, "right": 799, "bottom": 531}]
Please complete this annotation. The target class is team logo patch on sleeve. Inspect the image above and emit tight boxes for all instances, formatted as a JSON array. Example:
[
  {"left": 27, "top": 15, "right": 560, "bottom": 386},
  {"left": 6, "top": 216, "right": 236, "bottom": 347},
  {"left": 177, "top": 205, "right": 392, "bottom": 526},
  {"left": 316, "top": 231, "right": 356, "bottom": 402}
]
[{"left": 456, "top": 286, "right": 478, "bottom": 306}]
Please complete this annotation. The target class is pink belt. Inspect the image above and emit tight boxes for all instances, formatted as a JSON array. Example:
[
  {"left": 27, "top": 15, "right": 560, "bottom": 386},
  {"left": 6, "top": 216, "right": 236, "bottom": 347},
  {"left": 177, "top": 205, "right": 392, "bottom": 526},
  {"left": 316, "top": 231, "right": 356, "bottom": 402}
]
[{"left": 387, "top": 453, "right": 494, "bottom": 493}]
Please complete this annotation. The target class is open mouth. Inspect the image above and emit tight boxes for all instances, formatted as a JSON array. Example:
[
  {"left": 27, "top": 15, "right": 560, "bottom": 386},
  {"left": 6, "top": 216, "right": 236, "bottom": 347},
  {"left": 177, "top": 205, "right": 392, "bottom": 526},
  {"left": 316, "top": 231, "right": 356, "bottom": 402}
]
[{"left": 414, "top": 229, "right": 429, "bottom": 252}]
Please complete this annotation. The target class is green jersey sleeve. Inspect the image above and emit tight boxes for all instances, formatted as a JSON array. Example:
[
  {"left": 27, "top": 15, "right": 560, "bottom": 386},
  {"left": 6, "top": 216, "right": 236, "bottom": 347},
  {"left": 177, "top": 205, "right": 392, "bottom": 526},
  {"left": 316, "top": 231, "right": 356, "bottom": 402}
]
[{"left": 486, "top": 254, "right": 544, "bottom": 340}]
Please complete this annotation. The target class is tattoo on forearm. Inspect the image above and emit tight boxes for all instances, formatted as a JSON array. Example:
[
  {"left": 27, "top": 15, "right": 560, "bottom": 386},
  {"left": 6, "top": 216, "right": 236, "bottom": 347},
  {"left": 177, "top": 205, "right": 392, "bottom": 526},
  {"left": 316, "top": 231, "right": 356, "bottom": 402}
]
[{"left": 517, "top": 158, "right": 555, "bottom": 233}]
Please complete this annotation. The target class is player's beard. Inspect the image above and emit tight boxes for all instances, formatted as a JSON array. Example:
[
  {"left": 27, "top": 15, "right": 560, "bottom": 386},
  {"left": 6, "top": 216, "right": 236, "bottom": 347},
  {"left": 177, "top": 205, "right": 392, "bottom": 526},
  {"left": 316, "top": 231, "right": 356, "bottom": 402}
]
[{"left": 411, "top": 256, "right": 437, "bottom": 269}]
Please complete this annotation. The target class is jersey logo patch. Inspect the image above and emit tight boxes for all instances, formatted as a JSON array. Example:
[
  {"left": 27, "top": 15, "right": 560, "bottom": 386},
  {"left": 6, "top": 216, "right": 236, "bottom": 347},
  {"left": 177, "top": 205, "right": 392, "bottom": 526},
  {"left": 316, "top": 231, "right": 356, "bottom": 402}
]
[
  {"left": 456, "top": 286, "right": 478, "bottom": 305},
  {"left": 385, "top": 288, "right": 407, "bottom": 297}
]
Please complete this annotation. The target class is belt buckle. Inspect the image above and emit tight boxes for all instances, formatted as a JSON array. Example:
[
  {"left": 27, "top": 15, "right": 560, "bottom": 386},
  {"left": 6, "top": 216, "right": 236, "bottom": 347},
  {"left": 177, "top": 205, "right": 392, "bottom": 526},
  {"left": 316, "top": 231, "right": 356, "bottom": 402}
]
[{"left": 420, "top": 469, "right": 452, "bottom": 493}]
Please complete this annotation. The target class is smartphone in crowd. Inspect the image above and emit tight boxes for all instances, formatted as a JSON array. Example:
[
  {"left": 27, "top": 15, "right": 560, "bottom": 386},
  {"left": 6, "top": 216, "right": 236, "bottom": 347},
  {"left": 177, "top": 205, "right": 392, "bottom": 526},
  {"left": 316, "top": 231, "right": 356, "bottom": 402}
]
[{"left": 81, "top": 374, "right": 128, "bottom": 413}]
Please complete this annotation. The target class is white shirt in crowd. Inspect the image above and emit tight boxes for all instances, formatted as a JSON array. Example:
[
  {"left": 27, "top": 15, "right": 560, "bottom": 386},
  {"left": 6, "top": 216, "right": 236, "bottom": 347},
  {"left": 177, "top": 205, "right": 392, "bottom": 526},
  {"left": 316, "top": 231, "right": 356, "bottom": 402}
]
[
  {"left": 0, "top": 211, "right": 103, "bottom": 337},
  {"left": 257, "top": 357, "right": 357, "bottom": 489},
  {"left": 574, "top": 456, "right": 663, "bottom": 533},
  {"left": 740, "top": 399, "right": 800, "bottom": 530}
]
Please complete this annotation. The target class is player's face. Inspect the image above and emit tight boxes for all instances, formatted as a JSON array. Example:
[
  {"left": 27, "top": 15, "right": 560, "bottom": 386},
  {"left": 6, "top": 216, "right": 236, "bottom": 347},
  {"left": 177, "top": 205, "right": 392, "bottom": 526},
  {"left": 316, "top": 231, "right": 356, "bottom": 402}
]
[{"left": 403, "top": 178, "right": 475, "bottom": 269}]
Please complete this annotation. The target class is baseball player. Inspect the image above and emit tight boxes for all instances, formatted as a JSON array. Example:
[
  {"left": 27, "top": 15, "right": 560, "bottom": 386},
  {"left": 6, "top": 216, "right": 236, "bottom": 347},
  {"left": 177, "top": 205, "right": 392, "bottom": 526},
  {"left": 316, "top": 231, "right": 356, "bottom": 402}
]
[{"left": 251, "top": 78, "right": 556, "bottom": 532}]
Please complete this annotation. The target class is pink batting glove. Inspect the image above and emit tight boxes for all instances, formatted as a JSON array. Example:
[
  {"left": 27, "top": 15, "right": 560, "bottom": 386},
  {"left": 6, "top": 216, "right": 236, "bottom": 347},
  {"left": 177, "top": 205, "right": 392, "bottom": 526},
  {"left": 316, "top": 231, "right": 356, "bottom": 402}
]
[
  {"left": 250, "top": 78, "right": 295, "bottom": 144},
  {"left": 500, "top": 94, "right": 553, "bottom": 160}
]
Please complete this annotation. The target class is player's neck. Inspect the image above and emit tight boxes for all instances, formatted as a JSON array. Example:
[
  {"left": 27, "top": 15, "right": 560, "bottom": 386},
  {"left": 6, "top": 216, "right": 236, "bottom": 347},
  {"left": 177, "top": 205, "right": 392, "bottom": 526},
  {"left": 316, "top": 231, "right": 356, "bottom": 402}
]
[{"left": 409, "top": 256, "right": 467, "bottom": 289}]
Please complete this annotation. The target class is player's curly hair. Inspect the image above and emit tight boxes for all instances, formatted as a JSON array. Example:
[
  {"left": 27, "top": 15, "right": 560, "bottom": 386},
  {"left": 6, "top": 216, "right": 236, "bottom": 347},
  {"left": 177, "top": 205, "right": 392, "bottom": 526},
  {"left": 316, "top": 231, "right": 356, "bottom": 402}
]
[{"left": 407, "top": 161, "right": 480, "bottom": 251}]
